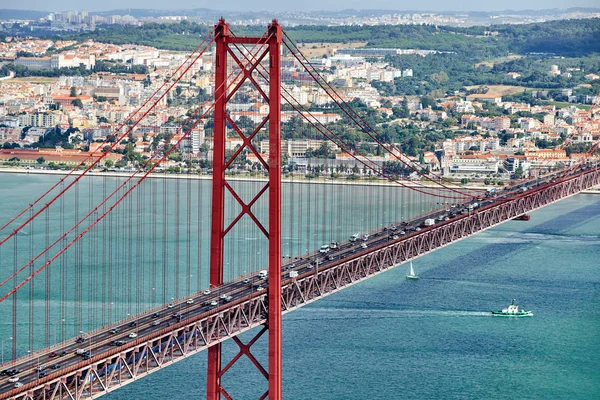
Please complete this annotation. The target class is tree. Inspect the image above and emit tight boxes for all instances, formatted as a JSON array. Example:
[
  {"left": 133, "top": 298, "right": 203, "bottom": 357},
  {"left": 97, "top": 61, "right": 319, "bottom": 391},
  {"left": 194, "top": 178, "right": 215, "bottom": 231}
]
[
  {"left": 71, "top": 98, "right": 83, "bottom": 108},
  {"left": 420, "top": 96, "right": 436, "bottom": 109},
  {"left": 514, "top": 165, "right": 524, "bottom": 178},
  {"left": 104, "top": 160, "right": 114, "bottom": 169},
  {"left": 70, "top": 86, "right": 77, "bottom": 97},
  {"left": 36, "top": 157, "right": 45, "bottom": 164}
]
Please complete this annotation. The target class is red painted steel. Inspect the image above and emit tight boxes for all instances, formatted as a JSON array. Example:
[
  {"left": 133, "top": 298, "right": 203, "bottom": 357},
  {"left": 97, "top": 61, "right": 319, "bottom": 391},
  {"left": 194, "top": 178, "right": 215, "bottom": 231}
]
[
  {"left": 207, "top": 18, "right": 229, "bottom": 400},
  {"left": 267, "top": 21, "right": 283, "bottom": 400},
  {"left": 207, "top": 18, "right": 283, "bottom": 399}
]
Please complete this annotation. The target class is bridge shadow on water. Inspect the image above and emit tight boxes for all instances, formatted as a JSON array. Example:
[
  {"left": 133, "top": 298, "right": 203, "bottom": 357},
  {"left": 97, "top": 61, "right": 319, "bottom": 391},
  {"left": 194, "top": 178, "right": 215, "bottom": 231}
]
[{"left": 424, "top": 198, "right": 600, "bottom": 280}]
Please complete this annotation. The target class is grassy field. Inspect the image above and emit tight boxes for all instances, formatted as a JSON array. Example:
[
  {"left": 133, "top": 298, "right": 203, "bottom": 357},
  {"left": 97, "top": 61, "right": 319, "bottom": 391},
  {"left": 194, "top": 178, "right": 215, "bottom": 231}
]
[
  {"left": 465, "top": 84, "right": 531, "bottom": 96},
  {"left": 295, "top": 41, "right": 367, "bottom": 58},
  {"left": 9, "top": 77, "right": 60, "bottom": 84},
  {"left": 539, "top": 101, "right": 591, "bottom": 110},
  {"left": 473, "top": 54, "right": 523, "bottom": 68}
]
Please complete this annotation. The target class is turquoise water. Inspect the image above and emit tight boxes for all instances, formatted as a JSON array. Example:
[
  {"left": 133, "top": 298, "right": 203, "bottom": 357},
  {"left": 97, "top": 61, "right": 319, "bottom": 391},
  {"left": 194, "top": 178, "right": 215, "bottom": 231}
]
[
  {"left": 1, "top": 173, "right": 599, "bottom": 398},
  {"left": 102, "top": 194, "right": 600, "bottom": 399},
  {"left": 0, "top": 172, "right": 446, "bottom": 352}
]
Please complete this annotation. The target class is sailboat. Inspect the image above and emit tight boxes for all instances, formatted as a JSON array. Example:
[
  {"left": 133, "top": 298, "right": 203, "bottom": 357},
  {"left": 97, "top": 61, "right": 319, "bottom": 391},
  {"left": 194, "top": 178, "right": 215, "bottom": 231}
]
[{"left": 406, "top": 261, "right": 418, "bottom": 280}]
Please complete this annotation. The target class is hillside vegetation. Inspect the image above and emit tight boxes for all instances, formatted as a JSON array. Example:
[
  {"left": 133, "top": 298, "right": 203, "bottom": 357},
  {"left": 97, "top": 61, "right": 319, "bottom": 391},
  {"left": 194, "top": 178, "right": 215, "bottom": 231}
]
[{"left": 45, "top": 18, "right": 600, "bottom": 57}]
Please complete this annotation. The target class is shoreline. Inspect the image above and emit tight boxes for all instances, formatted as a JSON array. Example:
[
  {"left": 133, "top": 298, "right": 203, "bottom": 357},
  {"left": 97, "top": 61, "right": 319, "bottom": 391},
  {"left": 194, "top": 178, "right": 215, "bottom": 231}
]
[
  {"left": 2, "top": 166, "right": 598, "bottom": 193},
  {"left": 0, "top": 167, "right": 492, "bottom": 191}
]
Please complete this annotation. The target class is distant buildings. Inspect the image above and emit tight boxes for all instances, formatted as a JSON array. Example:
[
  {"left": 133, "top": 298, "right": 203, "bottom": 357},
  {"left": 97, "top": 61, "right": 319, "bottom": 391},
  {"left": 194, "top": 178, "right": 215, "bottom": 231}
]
[
  {"left": 14, "top": 54, "right": 96, "bottom": 70},
  {"left": 18, "top": 113, "right": 57, "bottom": 128},
  {"left": 335, "top": 48, "right": 447, "bottom": 57}
]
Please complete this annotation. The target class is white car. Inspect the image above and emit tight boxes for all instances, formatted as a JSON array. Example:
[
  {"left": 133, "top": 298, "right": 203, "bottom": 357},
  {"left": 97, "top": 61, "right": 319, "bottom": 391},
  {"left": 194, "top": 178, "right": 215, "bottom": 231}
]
[
  {"left": 167, "top": 303, "right": 174, "bottom": 309},
  {"left": 128, "top": 333, "right": 137, "bottom": 339},
  {"left": 203, "top": 289, "right": 211, "bottom": 295},
  {"left": 210, "top": 300, "right": 218, "bottom": 306},
  {"left": 186, "top": 299, "right": 194, "bottom": 304},
  {"left": 8, "top": 377, "right": 19, "bottom": 383},
  {"left": 14, "top": 382, "right": 23, "bottom": 388}
]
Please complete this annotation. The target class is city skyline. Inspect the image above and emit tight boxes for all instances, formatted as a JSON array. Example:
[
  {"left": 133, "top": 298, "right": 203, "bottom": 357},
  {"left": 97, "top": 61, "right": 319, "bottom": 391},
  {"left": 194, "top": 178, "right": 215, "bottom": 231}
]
[{"left": 3, "top": 0, "right": 600, "bottom": 13}]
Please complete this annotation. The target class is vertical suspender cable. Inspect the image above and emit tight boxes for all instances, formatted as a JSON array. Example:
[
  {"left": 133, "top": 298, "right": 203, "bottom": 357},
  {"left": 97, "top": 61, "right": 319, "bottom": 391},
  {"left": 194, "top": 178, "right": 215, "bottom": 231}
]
[
  {"left": 151, "top": 175, "right": 157, "bottom": 305},
  {"left": 12, "top": 235, "right": 17, "bottom": 360},
  {"left": 44, "top": 207, "right": 50, "bottom": 348},
  {"left": 29, "top": 208, "right": 34, "bottom": 353},
  {"left": 175, "top": 178, "right": 180, "bottom": 299},
  {"left": 162, "top": 174, "right": 168, "bottom": 303}
]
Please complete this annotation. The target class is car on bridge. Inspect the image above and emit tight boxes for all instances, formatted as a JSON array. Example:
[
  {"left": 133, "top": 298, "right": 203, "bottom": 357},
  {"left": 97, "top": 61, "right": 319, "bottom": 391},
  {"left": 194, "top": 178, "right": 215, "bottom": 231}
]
[
  {"left": 221, "top": 295, "right": 233, "bottom": 302},
  {"left": 1, "top": 369, "right": 18, "bottom": 376},
  {"left": 319, "top": 244, "right": 330, "bottom": 253}
]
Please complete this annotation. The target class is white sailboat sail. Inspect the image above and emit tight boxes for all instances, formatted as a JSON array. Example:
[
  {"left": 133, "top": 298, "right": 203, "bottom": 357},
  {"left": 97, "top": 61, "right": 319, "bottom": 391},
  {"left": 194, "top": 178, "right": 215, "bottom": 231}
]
[{"left": 406, "top": 261, "right": 418, "bottom": 279}]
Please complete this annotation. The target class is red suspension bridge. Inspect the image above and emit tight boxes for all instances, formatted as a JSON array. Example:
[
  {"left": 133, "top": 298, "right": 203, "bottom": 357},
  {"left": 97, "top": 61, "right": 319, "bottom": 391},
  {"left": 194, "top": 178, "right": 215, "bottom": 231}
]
[{"left": 0, "top": 20, "right": 599, "bottom": 400}]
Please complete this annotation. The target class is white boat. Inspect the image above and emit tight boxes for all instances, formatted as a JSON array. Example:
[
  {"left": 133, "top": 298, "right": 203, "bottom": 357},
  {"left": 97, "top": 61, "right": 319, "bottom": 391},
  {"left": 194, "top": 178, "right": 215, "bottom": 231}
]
[
  {"left": 491, "top": 299, "right": 533, "bottom": 317},
  {"left": 406, "top": 262, "right": 418, "bottom": 280}
]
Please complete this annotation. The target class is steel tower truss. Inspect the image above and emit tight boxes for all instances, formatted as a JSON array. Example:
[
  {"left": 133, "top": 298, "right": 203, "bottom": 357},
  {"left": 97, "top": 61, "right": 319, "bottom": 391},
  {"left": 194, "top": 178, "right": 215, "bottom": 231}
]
[{"left": 208, "top": 19, "right": 283, "bottom": 400}]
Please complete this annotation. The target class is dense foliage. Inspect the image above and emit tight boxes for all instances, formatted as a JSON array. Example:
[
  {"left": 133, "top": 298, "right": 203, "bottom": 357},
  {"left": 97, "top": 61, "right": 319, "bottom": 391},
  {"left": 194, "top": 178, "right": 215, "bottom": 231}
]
[
  {"left": 33, "top": 18, "right": 599, "bottom": 57},
  {"left": 0, "top": 60, "right": 148, "bottom": 78}
]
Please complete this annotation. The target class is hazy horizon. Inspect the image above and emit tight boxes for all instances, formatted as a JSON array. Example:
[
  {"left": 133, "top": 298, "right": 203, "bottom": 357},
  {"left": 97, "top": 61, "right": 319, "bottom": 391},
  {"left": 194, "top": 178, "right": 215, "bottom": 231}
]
[{"left": 2, "top": 0, "right": 600, "bottom": 13}]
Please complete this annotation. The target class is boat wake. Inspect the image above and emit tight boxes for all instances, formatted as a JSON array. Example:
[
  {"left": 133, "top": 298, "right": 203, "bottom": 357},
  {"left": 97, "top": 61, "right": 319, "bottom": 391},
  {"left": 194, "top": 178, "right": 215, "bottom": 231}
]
[
  {"left": 289, "top": 308, "right": 491, "bottom": 321},
  {"left": 475, "top": 232, "right": 600, "bottom": 245}
]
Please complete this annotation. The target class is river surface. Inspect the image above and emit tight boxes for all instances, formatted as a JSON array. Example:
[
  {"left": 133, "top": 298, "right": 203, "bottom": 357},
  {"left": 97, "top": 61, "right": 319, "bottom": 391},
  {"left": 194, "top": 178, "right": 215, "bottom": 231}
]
[{"left": 1, "top": 173, "right": 599, "bottom": 399}]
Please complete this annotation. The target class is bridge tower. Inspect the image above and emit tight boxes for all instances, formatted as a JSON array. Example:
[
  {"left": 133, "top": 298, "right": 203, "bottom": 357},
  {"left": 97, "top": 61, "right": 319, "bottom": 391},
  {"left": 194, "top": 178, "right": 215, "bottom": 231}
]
[{"left": 208, "top": 19, "right": 283, "bottom": 399}]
